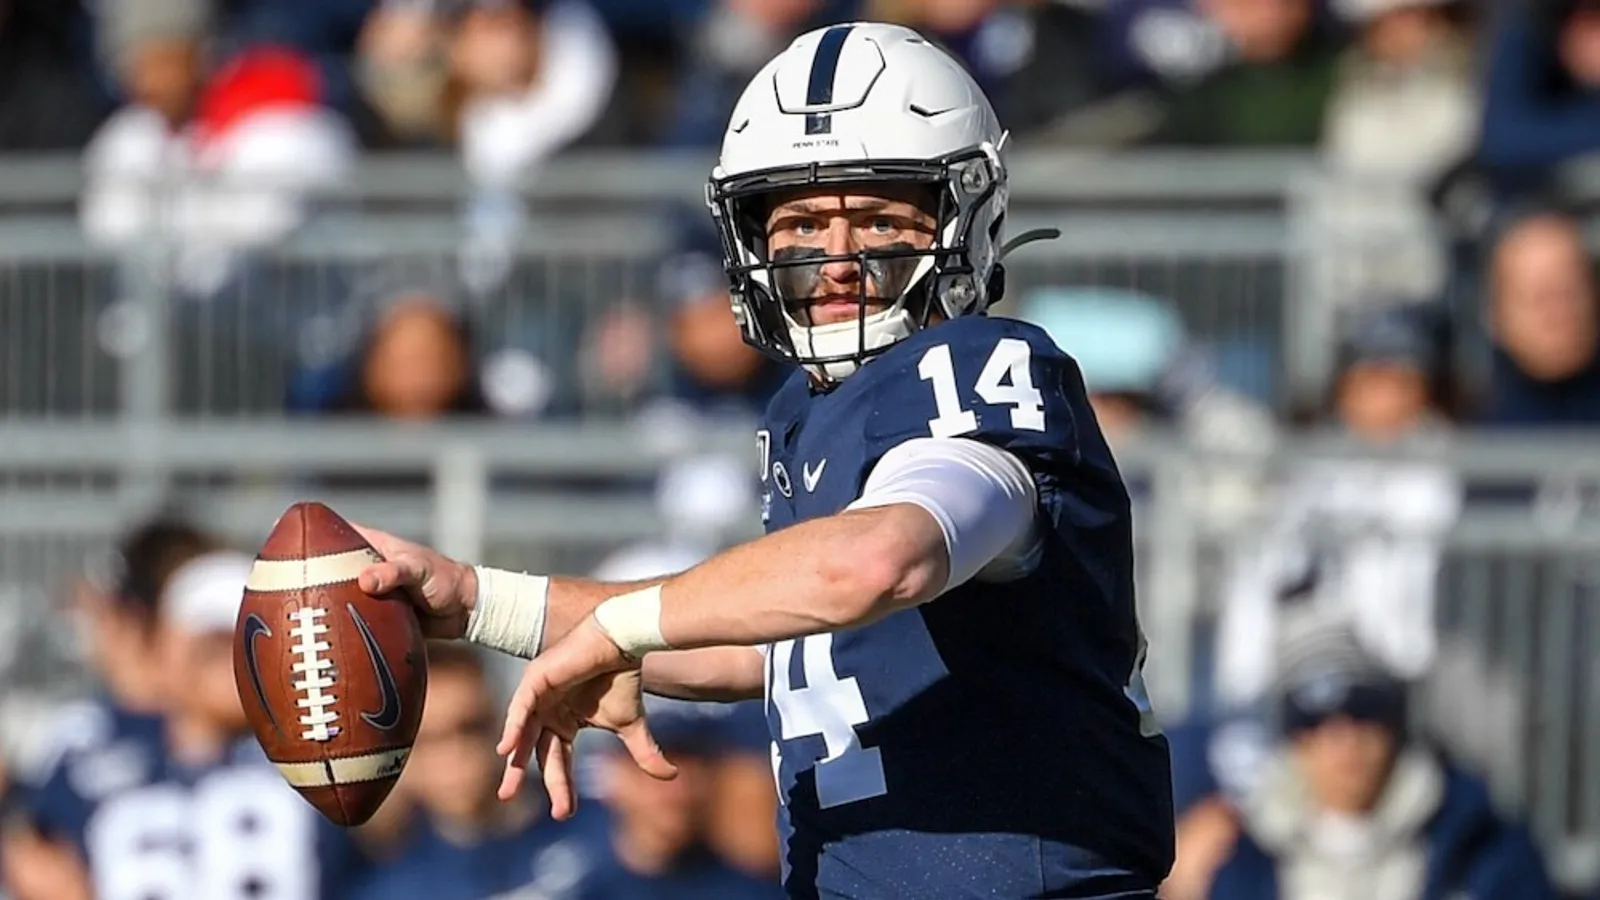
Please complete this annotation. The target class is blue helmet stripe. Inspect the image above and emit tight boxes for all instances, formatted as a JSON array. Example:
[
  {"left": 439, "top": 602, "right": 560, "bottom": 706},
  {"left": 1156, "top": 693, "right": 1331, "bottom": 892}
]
[{"left": 804, "top": 24, "right": 855, "bottom": 136}]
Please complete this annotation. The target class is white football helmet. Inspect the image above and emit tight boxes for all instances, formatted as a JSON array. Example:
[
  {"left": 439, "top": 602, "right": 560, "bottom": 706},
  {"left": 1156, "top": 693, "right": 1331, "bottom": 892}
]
[{"left": 706, "top": 22, "right": 1014, "bottom": 382}]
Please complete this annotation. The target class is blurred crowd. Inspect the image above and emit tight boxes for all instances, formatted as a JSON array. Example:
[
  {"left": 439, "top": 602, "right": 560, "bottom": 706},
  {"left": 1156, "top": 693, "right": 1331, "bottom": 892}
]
[
  {"left": 0, "top": 0, "right": 1595, "bottom": 430},
  {"left": 1, "top": 0, "right": 1599, "bottom": 898}
]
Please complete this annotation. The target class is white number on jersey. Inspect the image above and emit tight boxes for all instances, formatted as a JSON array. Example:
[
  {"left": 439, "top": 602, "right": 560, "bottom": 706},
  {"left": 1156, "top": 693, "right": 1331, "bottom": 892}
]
[
  {"left": 87, "top": 767, "right": 317, "bottom": 900},
  {"left": 768, "top": 634, "right": 886, "bottom": 809},
  {"left": 918, "top": 338, "right": 1047, "bottom": 438}
]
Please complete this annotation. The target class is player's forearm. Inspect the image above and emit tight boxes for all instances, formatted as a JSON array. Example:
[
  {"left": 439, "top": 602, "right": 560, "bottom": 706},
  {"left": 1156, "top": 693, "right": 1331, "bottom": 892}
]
[
  {"left": 651, "top": 504, "right": 949, "bottom": 650},
  {"left": 642, "top": 646, "right": 765, "bottom": 701}
]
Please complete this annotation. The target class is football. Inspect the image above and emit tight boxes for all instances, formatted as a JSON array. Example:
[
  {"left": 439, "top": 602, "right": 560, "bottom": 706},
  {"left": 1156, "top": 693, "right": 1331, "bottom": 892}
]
[{"left": 233, "top": 501, "right": 427, "bottom": 827}]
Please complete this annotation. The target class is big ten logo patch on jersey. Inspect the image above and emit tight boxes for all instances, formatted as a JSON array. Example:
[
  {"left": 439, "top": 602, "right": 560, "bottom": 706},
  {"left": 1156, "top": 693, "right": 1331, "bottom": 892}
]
[
  {"left": 85, "top": 766, "right": 319, "bottom": 900},
  {"left": 757, "top": 428, "right": 784, "bottom": 522}
]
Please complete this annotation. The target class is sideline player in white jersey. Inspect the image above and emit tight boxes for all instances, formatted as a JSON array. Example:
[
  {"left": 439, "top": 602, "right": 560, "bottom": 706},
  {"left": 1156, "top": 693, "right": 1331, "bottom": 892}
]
[{"left": 357, "top": 21, "right": 1174, "bottom": 899}]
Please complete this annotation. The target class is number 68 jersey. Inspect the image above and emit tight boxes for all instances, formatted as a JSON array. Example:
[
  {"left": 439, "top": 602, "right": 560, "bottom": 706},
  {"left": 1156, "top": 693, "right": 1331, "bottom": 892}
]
[
  {"left": 62, "top": 738, "right": 366, "bottom": 900},
  {"left": 756, "top": 316, "right": 1175, "bottom": 898}
]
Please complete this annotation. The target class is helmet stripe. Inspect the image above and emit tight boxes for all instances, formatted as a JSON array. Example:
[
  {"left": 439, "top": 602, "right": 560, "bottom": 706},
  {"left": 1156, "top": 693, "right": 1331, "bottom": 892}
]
[{"left": 804, "top": 24, "right": 855, "bottom": 135}]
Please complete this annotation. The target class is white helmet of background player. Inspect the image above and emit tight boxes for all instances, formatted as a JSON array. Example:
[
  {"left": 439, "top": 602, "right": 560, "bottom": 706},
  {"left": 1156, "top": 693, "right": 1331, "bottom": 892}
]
[{"left": 707, "top": 22, "right": 1012, "bottom": 382}]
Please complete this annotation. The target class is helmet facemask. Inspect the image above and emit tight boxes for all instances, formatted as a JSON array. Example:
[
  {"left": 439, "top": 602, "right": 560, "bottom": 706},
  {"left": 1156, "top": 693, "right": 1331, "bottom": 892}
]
[{"left": 708, "top": 146, "right": 1005, "bottom": 383}]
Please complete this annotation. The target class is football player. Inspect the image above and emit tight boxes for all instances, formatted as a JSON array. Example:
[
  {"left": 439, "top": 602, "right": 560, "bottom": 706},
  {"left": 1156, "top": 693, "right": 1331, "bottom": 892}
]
[
  {"left": 356, "top": 21, "right": 1174, "bottom": 898},
  {"left": 6, "top": 519, "right": 212, "bottom": 900},
  {"left": 47, "top": 550, "right": 367, "bottom": 900}
]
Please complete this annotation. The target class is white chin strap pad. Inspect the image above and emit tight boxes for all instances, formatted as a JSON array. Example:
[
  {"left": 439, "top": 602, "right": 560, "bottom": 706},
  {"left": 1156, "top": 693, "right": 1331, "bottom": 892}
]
[{"left": 793, "top": 306, "right": 917, "bottom": 381}]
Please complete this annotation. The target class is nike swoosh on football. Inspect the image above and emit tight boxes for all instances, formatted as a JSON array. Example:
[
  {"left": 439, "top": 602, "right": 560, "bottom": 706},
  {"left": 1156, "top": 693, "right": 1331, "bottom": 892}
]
[
  {"left": 241, "top": 614, "right": 282, "bottom": 736},
  {"left": 803, "top": 459, "right": 827, "bottom": 491},
  {"left": 347, "top": 603, "right": 404, "bottom": 731}
]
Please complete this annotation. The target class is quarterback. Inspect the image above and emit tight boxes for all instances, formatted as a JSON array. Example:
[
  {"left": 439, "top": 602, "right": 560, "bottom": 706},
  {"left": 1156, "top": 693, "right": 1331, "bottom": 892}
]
[{"left": 359, "top": 21, "right": 1174, "bottom": 899}]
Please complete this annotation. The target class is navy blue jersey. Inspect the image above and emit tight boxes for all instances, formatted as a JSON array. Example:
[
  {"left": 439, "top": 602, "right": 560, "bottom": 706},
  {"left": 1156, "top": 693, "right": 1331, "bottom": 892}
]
[
  {"left": 23, "top": 694, "right": 167, "bottom": 841},
  {"left": 757, "top": 316, "right": 1174, "bottom": 898},
  {"left": 348, "top": 808, "right": 593, "bottom": 900},
  {"left": 45, "top": 732, "right": 366, "bottom": 900}
]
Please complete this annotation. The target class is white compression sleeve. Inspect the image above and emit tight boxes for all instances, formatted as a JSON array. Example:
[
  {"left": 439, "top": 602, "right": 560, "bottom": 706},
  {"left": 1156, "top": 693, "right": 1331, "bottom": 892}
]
[{"left": 845, "top": 437, "right": 1040, "bottom": 595}]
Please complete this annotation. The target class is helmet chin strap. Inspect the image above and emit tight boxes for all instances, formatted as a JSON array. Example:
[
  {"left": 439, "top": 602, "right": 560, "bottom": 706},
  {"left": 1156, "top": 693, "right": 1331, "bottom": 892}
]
[{"left": 792, "top": 306, "right": 916, "bottom": 382}]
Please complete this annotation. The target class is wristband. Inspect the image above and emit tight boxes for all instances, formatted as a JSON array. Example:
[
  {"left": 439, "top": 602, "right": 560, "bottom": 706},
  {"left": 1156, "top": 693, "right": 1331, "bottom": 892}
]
[
  {"left": 592, "top": 584, "right": 671, "bottom": 659},
  {"left": 465, "top": 566, "right": 550, "bottom": 659}
]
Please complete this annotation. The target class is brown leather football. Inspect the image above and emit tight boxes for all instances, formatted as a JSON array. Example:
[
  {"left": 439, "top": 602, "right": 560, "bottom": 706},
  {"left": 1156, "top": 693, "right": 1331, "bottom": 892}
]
[{"left": 233, "top": 501, "right": 427, "bottom": 827}]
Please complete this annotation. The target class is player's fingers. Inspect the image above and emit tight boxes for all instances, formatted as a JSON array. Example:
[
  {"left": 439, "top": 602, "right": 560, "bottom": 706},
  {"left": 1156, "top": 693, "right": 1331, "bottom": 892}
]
[
  {"left": 541, "top": 732, "right": 577, "bottom": 820},
  {"left": 618, "top": 719, "right": 678, "bottom": 781},
  {"left": 357, "top": 554, "right": 428, "bottom": 597},
  {"left": 496, "top": 690, "right": 530, "bottom": 757},
  {"left": 497, "top": 745, "right": 529, "bottom": 801},
  {"left": 497, "top": 718, "right": 542, "bottom": 801},
  {"left": 496, "top": 664, "right": 555, "bottom": 756},
  {"left": 356, "top": 561, "right": 403, "bottom": 596}
]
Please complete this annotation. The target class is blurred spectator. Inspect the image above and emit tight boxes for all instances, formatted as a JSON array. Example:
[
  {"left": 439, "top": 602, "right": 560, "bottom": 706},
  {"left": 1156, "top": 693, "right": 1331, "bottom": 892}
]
[
  {"left": 444, "top": 0, "right": 617, "bottom": 188},
  {"left": 289, "top": 262, "right": 572, "bottom": 421},
  {"left": 1323, "top": 0, "right": 1476, "bottom": 178},
  {"left": 1095, "top": 0, "right": 1233, "bottom": 95},
  {"left": 0, "top": 518, "right": 216, "bottom": 900},
  {"left": 356, "top": 0, "right": 453, "bottom": 145},
  {"left": 575, "top": 699, "right": 783, "bottom": 898},
  {"left": 350, "top": 643, "right": 592, "bottom": 900},
  {"left": 0, "top": 0, "right": 109, "bottom": 150},
  {"left": 1478, "top": 0, "right": 1600, "bottom": 197},
  {"left": 1181, "top": 629, "right": 1557, "bottom": 900},
  {"left": 1300, "top": 0, "right": 1477, "bottom": 306},
  {"left": 1213, "top": 306, "right": 1461, "bottom": 725},
  {"left": 658, "top": 0, "right": 834, "bottom": 148},
  {"left": 866, "top": 0, "right": 1108, "bottom": 139},
  {"left": 74, "top": 551, "right": 367, "bottom": 897},
  {"left": 80, "top": 26, "right": 356, "bottom": 296},
  {"left": 585, "top": 206, "right": 785, "bottom": 427},
  {"left": 1149, "top": 0, "right": 1341, "bottom": 145},
  {"left": 325, "top": 294, "right": 490, "bottom": 420},
  {"left": 1479, "top": 209, "right": 1600, "bottom": 426},
  {"left": 66, "top": 518, "right": 221, "bottom": 719},
  {"left": 1205, "top": 304, "right": 1464, "bottom": 806},
  {"left": 353, "top": 293, "right": 486, "bottom": 419},
  {"left": 1326, "top": 302, "right": 1454, "bottom": 440}
]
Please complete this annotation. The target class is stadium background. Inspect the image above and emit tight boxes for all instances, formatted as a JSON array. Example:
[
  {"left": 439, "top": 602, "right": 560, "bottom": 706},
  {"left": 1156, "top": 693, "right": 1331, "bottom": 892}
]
[{"left": 1, "top": 0, "right": 1600, "bottom": 897}]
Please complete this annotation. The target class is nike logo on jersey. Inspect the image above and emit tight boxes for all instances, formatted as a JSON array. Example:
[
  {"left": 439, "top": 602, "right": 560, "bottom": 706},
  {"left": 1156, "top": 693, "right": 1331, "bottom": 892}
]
[
  {"left": 803, "top": 459, "right": 827, "bottom": 492},
  {"left": 346, "top": 603, "right": 404, "bottom": 731},
  {"left": 240, "top": 614, "right": 282, "bottom": 735}
]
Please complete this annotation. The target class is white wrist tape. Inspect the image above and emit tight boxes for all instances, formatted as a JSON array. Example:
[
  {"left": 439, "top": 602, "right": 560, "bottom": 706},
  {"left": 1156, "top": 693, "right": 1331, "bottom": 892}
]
[
  {"left": 592, "top": 584, "right": 671, "bottom": 659},
  {"left": 465, "top": 566, "right": 550, "bottom": 659}
]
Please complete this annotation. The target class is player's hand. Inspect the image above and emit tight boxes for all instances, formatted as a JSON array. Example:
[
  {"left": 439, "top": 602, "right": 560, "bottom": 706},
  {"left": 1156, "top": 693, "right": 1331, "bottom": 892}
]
[
  {"left": 350, "top": 523, "right": 475, "bottom": 640},
  {"left": 495, "top": 617, "right": 677, "bottom": 816}
]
